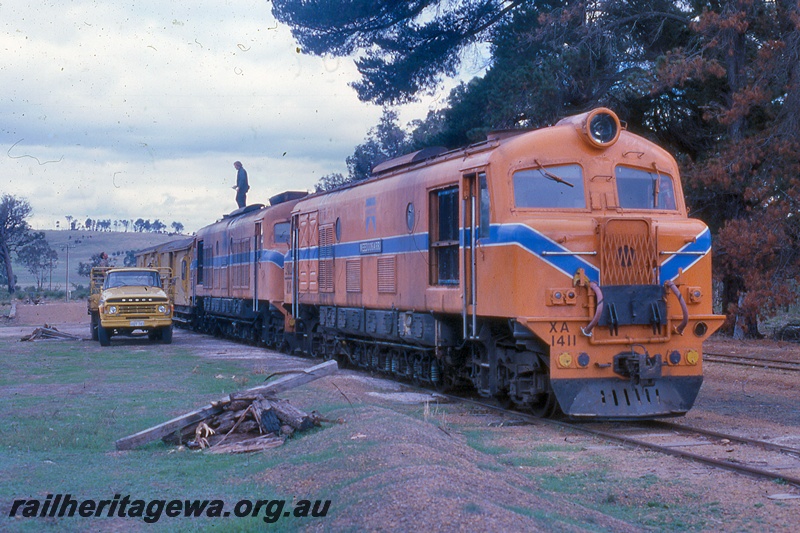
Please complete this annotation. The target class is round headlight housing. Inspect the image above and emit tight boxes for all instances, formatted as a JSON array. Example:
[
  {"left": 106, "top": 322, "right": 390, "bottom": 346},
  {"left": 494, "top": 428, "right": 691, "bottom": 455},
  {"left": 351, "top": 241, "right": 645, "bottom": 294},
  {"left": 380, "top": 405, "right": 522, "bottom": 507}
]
[
  {"left": 583, "top": 108, "right": 621, "bottom": 148},
  {"left": 107, "top": 305, "right": 118, "bottom": 315},
  {"left": 158, "top": 304, "right": 168, "bottom": 314}
]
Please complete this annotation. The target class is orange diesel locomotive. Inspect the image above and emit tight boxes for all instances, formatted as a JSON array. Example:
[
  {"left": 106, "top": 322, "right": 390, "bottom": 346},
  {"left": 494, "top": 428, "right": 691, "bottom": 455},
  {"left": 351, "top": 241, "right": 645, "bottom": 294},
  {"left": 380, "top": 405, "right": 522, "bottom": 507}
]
[
  {"left": 285, "top": 108, "right": 723, "bottom": 418},
  {"left": 144, "top": 108, "right": 722, "bottom": 419}
]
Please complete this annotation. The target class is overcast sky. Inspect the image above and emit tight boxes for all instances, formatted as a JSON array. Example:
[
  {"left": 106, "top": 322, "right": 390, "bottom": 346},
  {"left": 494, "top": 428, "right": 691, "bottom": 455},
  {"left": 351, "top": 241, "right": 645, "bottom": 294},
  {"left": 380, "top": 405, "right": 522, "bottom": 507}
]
[{"left": 0, "top": 1, "right": 464, "bottom": 233}]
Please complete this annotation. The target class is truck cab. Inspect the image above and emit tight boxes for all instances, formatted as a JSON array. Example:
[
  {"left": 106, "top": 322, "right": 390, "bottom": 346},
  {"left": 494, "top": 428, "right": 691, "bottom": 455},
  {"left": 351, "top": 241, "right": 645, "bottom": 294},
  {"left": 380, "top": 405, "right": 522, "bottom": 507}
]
[{"left": 88, "top": 267, "right": 174, "bottom": 346}]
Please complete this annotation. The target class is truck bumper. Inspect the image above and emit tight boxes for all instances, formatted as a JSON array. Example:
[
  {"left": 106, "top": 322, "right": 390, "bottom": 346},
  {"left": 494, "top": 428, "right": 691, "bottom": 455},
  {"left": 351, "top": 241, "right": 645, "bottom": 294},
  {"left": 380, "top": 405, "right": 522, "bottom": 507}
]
[{"left": 100, "top": 317, "right": 173, "bottom": 331}]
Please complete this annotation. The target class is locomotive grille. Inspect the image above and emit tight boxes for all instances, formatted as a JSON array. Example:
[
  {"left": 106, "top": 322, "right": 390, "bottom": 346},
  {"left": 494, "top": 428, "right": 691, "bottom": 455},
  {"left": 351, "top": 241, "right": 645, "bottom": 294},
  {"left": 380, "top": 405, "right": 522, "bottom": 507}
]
[
  {"left": 319, "top": 225, "right": 334, "bottom": 293},
  {"left": 600, "top": 219, "right": 657, "bottom": 285},
  {"left": 346, "top": 259, "right": 362, "bottom": 293},
  {"left": 378, "top": 256, "right": 397, "bottom": 294}
]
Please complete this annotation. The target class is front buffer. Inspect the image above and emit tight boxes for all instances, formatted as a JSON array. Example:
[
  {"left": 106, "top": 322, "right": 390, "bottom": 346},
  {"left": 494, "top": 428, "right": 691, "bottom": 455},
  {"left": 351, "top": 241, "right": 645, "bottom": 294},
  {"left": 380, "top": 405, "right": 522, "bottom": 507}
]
[{"left": 551, "top": 374, "right": 703, "bottom": 420}]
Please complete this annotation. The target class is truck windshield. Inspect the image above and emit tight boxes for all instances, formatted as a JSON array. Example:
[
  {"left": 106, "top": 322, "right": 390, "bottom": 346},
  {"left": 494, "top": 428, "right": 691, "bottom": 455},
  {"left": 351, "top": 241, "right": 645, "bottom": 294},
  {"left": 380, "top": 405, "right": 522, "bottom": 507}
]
[{"left": 105, "top": 271, "right": 161, "bottom": 289}]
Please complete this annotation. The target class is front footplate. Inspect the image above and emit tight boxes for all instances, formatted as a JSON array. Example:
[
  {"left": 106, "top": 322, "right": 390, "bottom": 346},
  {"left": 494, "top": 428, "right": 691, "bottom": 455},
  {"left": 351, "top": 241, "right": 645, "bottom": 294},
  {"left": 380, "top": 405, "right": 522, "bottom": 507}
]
[{"left": 551, "top": 376, "right": 703, "bottom": 420}]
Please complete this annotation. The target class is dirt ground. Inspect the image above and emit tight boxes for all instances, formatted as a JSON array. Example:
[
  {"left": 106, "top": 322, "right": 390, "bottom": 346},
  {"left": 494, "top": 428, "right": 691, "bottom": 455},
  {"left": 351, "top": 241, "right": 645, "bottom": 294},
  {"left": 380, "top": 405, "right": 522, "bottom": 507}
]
[
  {"left": 3, "top": 302, "right": 800, "bottom": 531},
  {"left": 5, "top": 301, "right": 90, "bottom": 326}
]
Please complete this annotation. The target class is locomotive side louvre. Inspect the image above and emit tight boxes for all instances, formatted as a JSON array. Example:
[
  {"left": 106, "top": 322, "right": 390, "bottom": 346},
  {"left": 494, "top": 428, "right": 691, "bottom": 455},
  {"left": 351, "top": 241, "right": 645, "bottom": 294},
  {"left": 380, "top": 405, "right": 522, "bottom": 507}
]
[{"left": 286, "top": 108, "right": 724, "bottom": 419}]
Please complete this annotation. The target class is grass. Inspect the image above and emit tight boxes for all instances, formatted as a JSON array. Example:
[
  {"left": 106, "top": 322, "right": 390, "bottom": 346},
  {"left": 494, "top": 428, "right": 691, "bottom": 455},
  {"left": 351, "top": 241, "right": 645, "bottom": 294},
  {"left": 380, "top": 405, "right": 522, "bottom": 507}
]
[
  {"left": 0, "top": 332, "right": 785, "bottom": 532},
  {"left": 0, "top": 337, "right": 325, "bottom": 531}
]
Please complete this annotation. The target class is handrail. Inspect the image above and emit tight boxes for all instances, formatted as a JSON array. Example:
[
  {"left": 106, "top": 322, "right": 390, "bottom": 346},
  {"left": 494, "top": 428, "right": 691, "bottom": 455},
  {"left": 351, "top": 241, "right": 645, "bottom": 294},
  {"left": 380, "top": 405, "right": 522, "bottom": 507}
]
[
  {"left": 581, "top": 281, "right": 604, "bottom": 337},
  {"left": 665, "top": 280, "right": 689, "bottom": 335}
]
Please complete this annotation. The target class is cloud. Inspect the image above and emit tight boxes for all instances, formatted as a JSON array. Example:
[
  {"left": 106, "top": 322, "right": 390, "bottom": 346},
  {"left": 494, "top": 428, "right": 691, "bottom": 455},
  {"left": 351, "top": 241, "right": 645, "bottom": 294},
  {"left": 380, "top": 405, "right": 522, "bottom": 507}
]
[{"left": 0, "top": 1, "right": 389, "bottom": 232}]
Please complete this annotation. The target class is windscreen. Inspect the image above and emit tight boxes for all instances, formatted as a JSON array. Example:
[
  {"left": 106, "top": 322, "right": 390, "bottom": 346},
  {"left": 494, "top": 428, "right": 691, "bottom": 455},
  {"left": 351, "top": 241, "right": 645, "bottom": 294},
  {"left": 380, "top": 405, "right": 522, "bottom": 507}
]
[
  {"left": 615, "top": 166, "right": 677, "bottom": 210},
  {"left": 513, "top": 164, "right": 585, "bottom": 209},
  {"left": 105, "top": 271, "right": 161, "bottom": 288}
]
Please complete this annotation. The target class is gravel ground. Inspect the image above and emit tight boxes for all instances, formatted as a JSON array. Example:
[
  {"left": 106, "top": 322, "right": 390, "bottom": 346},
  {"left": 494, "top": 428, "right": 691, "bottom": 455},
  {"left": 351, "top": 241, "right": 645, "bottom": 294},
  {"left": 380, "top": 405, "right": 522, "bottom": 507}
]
[{"left": 3, "top": 302, "right": 799, "bottom": 531}]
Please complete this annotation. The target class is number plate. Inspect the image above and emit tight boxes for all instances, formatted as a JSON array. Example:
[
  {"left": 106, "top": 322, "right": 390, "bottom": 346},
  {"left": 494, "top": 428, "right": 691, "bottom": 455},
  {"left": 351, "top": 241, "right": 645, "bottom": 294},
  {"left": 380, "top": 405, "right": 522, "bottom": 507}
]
[{"left": 130, "top": 320, "right": 145, "bottom": 327}]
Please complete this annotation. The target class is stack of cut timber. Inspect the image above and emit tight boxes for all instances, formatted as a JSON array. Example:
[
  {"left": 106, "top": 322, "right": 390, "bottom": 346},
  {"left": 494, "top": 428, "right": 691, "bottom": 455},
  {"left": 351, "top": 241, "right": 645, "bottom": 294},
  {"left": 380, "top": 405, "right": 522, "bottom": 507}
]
[
  {"left": 170, "top": 394, "right": 324, "bottom": 453},
  {"left": 115, "top": 360, "right": 338, "bottom": 454}
]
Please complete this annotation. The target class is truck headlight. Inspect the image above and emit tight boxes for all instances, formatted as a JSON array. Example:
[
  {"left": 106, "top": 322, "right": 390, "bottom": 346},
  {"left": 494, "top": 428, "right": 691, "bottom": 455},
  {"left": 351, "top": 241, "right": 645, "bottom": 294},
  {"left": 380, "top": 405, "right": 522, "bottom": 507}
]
[
  {"left": 158, "top": 304, "right": 168, "bottom": 314},
  {"left": 107, "top": 305, "right": 118, "bottom": 315}
]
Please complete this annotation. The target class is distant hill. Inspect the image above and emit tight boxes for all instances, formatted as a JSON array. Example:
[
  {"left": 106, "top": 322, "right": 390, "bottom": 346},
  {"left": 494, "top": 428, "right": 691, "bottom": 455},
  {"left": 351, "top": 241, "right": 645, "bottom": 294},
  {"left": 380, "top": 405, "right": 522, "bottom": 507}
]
[{"left": 10, "top": 230, "right": 186, "bottom": 290}]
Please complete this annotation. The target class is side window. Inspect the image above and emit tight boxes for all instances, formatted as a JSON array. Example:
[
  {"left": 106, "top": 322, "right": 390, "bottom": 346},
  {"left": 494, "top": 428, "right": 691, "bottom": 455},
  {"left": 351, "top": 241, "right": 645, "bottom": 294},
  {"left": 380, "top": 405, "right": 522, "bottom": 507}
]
[
  {"left": 615, "top": 166, "right": 677, "bottom": 210},
  {"left": 274, "top": 222, "right": 290, "bottom": 244},
  {"left": 479, "top": 173, "right": 490, "bottom": 239},
  {"left": 430, "top": 186, "right": 459, "bottom": 285},
  {"left": 513, "top": 164, "right": 585, "bottom": 208}
]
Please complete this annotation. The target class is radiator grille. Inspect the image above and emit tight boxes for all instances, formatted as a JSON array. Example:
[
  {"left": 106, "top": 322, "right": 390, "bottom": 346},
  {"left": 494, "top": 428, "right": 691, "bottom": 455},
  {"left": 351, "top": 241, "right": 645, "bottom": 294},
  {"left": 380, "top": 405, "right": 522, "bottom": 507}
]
[
  {"left": 600, "top": 219, "right": 657, "bottom": 285},
  {"left": 318, "top": 225, "right": 334, "bottom": 293},
  {"left": 378, "top": 256, "right": 397, "bottom": 294},
  {"left": 346, "top": 259, "right": 362, "bottom": 293}
]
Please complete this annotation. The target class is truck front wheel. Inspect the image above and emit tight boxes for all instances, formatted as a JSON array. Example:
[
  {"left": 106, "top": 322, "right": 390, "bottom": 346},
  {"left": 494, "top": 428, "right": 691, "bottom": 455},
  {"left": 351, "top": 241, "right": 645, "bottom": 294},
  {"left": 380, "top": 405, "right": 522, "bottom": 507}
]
[
  {"left": 161, "top": 325, "right": 173, "bottom": 344},
  {"left": 98, "top": 326, "right": 111, "bottom": 347},
  {"left": 90, "top": 313, "right": 99, "bottom": 341}
]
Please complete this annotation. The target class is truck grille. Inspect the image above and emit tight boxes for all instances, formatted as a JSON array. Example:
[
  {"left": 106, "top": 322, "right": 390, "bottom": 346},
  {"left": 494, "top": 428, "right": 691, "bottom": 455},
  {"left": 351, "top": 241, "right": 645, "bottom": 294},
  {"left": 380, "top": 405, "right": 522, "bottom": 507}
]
[
  {"left": 118, "top": 304, "right": 160, "bottom": 316},
  {"left": 107, "top": 299, "right": 168, "bottom": 316}
]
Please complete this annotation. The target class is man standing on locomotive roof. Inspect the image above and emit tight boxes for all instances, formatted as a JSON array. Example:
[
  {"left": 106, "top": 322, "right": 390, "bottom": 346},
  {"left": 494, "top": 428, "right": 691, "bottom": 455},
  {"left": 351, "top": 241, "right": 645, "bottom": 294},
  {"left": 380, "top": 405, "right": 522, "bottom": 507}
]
[{"left": 233, "top": 161, "right": 249, "bottom": 208}]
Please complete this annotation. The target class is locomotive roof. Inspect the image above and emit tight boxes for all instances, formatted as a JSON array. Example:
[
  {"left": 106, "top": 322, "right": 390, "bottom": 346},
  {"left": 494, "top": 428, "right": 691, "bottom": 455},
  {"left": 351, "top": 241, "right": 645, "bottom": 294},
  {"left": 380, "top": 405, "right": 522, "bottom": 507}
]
[
  {"left": 222, "top": 204, "right": 265, "bottom": 219},
  {"left": 137, "top": 236, "right": 195, "bottom": 255}
]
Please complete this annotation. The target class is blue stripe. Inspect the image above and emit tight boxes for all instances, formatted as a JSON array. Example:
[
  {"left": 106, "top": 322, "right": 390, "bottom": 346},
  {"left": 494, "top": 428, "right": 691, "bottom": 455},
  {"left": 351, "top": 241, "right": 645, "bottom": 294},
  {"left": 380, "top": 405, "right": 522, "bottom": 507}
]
[
  {"left": 283, "top": 223, "right": 711, "bottom": 285},
  {"left": 659, "top": 227, "right": 712, "bottom": 281},
  {"left": 287, "top": 233, "right": 429, "bottom": 262},
  {"left": 207, "top": 248, "right": 285, "bottom": 269},
  {"left": 487, "top": 223, "right": 601, "bottom": 283}
]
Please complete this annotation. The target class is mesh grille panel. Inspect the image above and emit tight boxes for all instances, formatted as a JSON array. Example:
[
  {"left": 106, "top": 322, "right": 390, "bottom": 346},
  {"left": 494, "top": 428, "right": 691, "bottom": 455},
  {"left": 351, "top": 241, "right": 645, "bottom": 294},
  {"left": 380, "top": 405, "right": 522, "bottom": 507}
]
[{"left": 600, "top": 219, "right": 657, "bottom": 285}]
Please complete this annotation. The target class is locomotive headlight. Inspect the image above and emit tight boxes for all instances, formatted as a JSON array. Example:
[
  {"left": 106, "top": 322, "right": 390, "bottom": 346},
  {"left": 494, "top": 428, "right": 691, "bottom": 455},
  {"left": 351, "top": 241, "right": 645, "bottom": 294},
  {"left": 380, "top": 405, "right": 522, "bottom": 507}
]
[{"left": 583, "top": 108, "right": 621, "bottom": 148}]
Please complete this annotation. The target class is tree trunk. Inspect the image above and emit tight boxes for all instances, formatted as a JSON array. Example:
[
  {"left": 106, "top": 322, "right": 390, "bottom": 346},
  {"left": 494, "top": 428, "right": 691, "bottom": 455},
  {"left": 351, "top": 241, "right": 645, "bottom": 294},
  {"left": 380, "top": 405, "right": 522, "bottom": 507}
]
[{"left": 0, "top": 240, "right": 15, "bottom": 294}]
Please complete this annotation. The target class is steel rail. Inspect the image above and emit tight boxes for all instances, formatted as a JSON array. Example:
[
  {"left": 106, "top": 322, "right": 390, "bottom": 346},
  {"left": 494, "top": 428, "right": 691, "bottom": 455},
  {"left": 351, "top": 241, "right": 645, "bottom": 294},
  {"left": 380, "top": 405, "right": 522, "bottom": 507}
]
[
  {"left": 705, "top": 352, "right": 800, "bottom": 372},
  {"left": 435, "top": 392, "right": 800, "bottom": 488}
]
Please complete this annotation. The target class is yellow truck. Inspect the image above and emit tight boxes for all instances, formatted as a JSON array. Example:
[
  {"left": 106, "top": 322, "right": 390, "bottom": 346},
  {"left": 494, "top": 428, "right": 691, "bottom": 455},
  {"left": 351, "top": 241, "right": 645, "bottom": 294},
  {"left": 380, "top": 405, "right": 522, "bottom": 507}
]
[{"left": 88, "top": 267, "right": 174, "bottom": 346}]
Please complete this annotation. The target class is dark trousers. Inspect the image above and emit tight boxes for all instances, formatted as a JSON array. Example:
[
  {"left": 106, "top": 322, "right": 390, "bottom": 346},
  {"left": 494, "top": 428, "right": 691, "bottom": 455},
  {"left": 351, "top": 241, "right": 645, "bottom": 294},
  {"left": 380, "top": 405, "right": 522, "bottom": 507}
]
[{"left": 236, "top": 189, "right": 247, "bottom": 208}]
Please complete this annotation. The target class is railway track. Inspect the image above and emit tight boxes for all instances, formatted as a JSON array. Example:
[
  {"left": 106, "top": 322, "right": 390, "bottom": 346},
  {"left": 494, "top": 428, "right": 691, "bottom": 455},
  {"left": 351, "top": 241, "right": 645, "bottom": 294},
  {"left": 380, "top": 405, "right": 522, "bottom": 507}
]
[
  {"left": 564, "top": 419, "right": 800, "bottom": 487},
  {"left": 704, "top": 351, "right": 800, "bottom": 372},
  {"left": 444, "top": 394, "right": 800, "bottom": 488}
]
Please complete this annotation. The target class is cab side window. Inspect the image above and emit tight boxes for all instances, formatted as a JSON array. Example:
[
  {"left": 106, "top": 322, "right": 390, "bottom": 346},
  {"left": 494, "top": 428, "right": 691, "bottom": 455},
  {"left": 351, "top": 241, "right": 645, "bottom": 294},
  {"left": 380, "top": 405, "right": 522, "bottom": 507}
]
[{"left": 430, "top": 186, "right": 459, "bottom": 285}]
